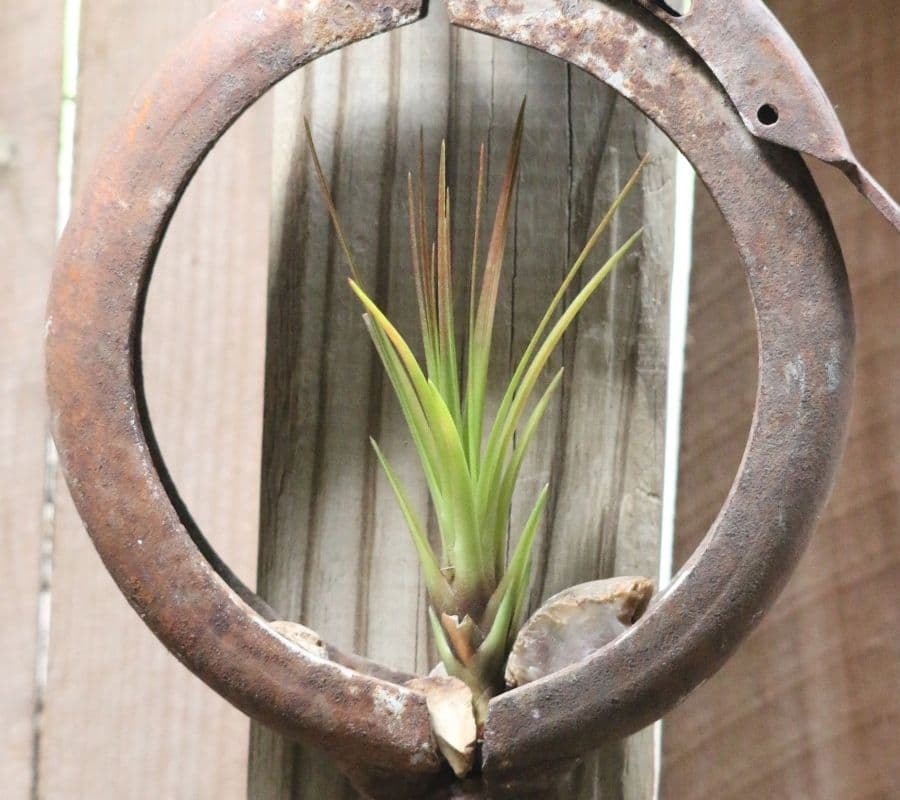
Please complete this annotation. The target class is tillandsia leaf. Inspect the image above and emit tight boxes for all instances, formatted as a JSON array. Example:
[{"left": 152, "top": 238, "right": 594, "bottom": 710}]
[
  {"left": 349, "top": 279, "right": 439, "bottom": 423},
  {"left": 476, "top": 157, "right": 649, "bottom": 519},
  {"left": 363, "top": 317, "right": 458, "bottom": 558},
  {"left": 369, "top": 438, "right": 455, "bottom": 614},
  {"left": 488, "top": 367, "right": 565, "bottom": 577},
  {"left": 417, "top": 134, "right": 433, "bottom": 330},
  {"left": 500, "top": 154, "right": 650, "bottom": 416},
  {"left": 350, "top": 280, "right": 491, "bottom": 600},
  {"left": 464, "top": 101, "right": 526, "bottom": 473},
  {"left": 407, "top": 173, "right": 439, "bottom": 381},
  {"left": 353, "top": 284, "right": 461, "bottom": 550},
  {"left": 476, "top": 485, "right": 549, "bottom": 681},
  {"left": 507, "top": 552, "right": 534, "bottom": 653},
  {"left": 466, "top": 144, "right": 487, "bottom": 417},
  {"left": 423, "top": 377, "right": 482, "bottom": 596},
  {"left": 364, "top": 318, "right": 439, "bottom": 475},
  {"left": 435, "top": 149, "right": 462, "bottom": 428},
  {"left": 414, "top": 135, "right": 442, "bottom": 382},
  {"left": 303, "top": 120, "right": 363, "bottom": 287},
  {"left": 464, "top": 144, "right": 487, "bottom": 469},
  {"left": 505, "top": 228, "right": 644, "bottom": 428},
  {"left": 476, "top": 228, "right": 644, "bottom": 525}
]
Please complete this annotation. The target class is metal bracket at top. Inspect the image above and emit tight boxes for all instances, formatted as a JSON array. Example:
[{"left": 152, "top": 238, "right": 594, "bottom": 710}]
[{"left": 630, "top": 0, "right": 899, "bottom": 230}]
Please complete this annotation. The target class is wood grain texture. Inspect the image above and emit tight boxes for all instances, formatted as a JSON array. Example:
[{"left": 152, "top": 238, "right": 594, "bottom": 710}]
[
  {"left": 251, "top": 6, "right": 677, "bottom": 796},
  {"left": 0, "top": 3, "right": 62, "bottom": 797},
  {"left": 663, "top": 2, "right": 900, "bottom": 798},
  {"left": 37, "top": 2, "right": 271, "bottom": 798}
]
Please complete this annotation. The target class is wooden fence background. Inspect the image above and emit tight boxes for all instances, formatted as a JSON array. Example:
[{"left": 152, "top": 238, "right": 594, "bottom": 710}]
[{"left": 1, "top": 1, "right": 897, "bottom": 798}]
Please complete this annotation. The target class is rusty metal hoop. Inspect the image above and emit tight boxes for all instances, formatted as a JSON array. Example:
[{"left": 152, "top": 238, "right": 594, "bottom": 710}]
[{"left": 46, "top": 0, "right": 857, "bottom": 791}]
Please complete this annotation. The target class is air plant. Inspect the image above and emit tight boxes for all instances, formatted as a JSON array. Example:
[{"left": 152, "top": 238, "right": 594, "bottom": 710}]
[{"left": 306, "top": 105, "right": 645, "bottom": 724}]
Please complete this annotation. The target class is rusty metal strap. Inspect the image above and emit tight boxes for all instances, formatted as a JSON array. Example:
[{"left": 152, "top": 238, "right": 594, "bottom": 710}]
[
  {"left": 45, "top": 0, "right": 872, "bottom": 793},
  {"left": 631, "top": 0, "right": 900, "bottom": 230},
  {"left": 46, "top": 0, "right": 441, "bottom": 783}
]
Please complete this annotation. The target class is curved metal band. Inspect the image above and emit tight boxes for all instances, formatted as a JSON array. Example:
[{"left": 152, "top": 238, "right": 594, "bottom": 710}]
[
  {"left": 45, "top": 0, "right": 441, "bottom": 779},
  {"left": 46, "top": 0, "right": 853, "bottom": 786},
  {"left": 446, "top": 0, "right": 854, "bottom": 777},
  {"left": 628, "top": 0, "right": 900, "bottom": 230}
]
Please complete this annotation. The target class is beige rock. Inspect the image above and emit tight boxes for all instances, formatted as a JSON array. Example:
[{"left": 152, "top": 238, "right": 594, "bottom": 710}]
[
  {"left": 429, "top": 662, "right": 449, "bottom": 679},
  {"left": 406, "top": 676, "right": 477, "bottom": 779},
  {"left": 270, "top": 619, "right": 328, "bottom": 659},
  {"left": 505, "top": 576, "right": 654, "bottom": 689}
]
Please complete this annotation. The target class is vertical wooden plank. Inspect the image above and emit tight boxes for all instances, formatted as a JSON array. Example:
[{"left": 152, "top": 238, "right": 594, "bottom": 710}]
[
  {"left": 543, "top": 74, "right": 676, "bottom": 800},
  {"left": 253, "top": 10, "right": 677, "bottom": 798},
  {"left": 663, "top": 1, "right": 900, "bottom": 797},
  {"left": 251, "top": 13, "right": 454, "bottom": 796},
  {"left": 38, "top": 2, "right": 271, "bottom": 798},
  {"left": 0, "top": 3, "right": 63, "bottom": 797}
]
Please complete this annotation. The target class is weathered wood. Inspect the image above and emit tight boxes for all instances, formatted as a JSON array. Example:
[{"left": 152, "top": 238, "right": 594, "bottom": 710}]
[
  {"left": 38, "top": 2, "right": 271, "bottom": 797},
  {"left": 252, "top": 7, "right": 677, "bottom": 796},
  {"left": 0, "top": 3, "right": 63, "bottom": 797},
  {"left": 663, "top": 1, "right": 900, "bottom": 797},
  {"left": 1, "top": 0, "right": 893, "bottom": 797}
]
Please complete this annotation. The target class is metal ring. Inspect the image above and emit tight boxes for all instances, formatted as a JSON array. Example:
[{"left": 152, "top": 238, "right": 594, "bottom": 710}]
[{"left": 46, "top": 0, "right": 854, "bottom": 788}]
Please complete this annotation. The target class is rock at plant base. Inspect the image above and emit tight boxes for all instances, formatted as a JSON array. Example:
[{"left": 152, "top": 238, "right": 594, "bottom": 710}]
[
  {"left": 270, "top": 620, "right": 328, "bottom": 659},
  {"left": 429, "top": 662, "right": 449, "bottom": 678},
  {"left": 504, "top": 576, "right": 654, "bottom": 689},
  {"left": 406, "top": 676, "right": 477, "bottom": 779},
  {"left": 271, "top": 621, "right": 417, "bottom": 683}
]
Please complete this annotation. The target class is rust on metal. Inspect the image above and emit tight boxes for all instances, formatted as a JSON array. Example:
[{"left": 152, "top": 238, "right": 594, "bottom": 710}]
[
  {"left": 631, "top": 0, "right": 900, "bottom": 230},
  {"left": 447, "top": 0, "right": 854, "bottom": 782},
  {"left": 45, "top": 0, "right": 443, "bottom": 787},
  {"left": 46, "top": 0, "right": 893, "bottom": 795}
]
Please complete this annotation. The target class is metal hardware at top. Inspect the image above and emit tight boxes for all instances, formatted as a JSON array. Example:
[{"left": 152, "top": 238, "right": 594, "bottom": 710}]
[{"left": 630, "top": 0, "right": 899, "bottom": 230}]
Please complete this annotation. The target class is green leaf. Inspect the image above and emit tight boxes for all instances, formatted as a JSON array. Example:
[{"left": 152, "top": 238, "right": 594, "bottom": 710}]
[
  {"left": 356, "top": 292, "right": 457, "bottom": 556},
  {"left": 507, "top": 552, "right": 533, "bottom": 652},
  {"left": 351, "top": 280, "right": 490, "bottom": 596},
  {"left": 477, "top": 158, "right": 647, "bottom": 518},
  {"left": 477, "top": 485, "right": 548, "bottom": 675},
  {"left": 423, "top": 379, "right": 485, "bottom": 598},
  {"left": 417, "top": 135, "right": 437, "bottom": 371},
  {"left": 370, "top": 438, "right": 456, "bottom": 613},
  {"left": 487, "top": 367, "right": 564, "bottom": 577},
  {"left": 497, "top": 155, "right": 649, "bottom": 424},
  {"left": 466, "top": 143, "right": 487, "bottom": 445},
  {"left": 363, "top": 319, "right": 446, "bottom": 507},
  {"left": 477, "top": 229, "right": 643, "bottom": 520},
  {"left": 464, "top": 100, "right": 526, "bottom": 474},
  {"left": 349, "top": 279, "right": 440, "bottom": 426},
  {"left": 406, "top": 172, "right": 439, "bottom": 380},
  {"left": 435, "top": 148, "right": 462, "bottom": 428}
]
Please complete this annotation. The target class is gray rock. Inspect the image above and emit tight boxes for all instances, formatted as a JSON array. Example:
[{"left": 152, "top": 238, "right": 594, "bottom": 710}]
[{"left": 505, "top": 576, "right": 653, "bottom": 688}]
